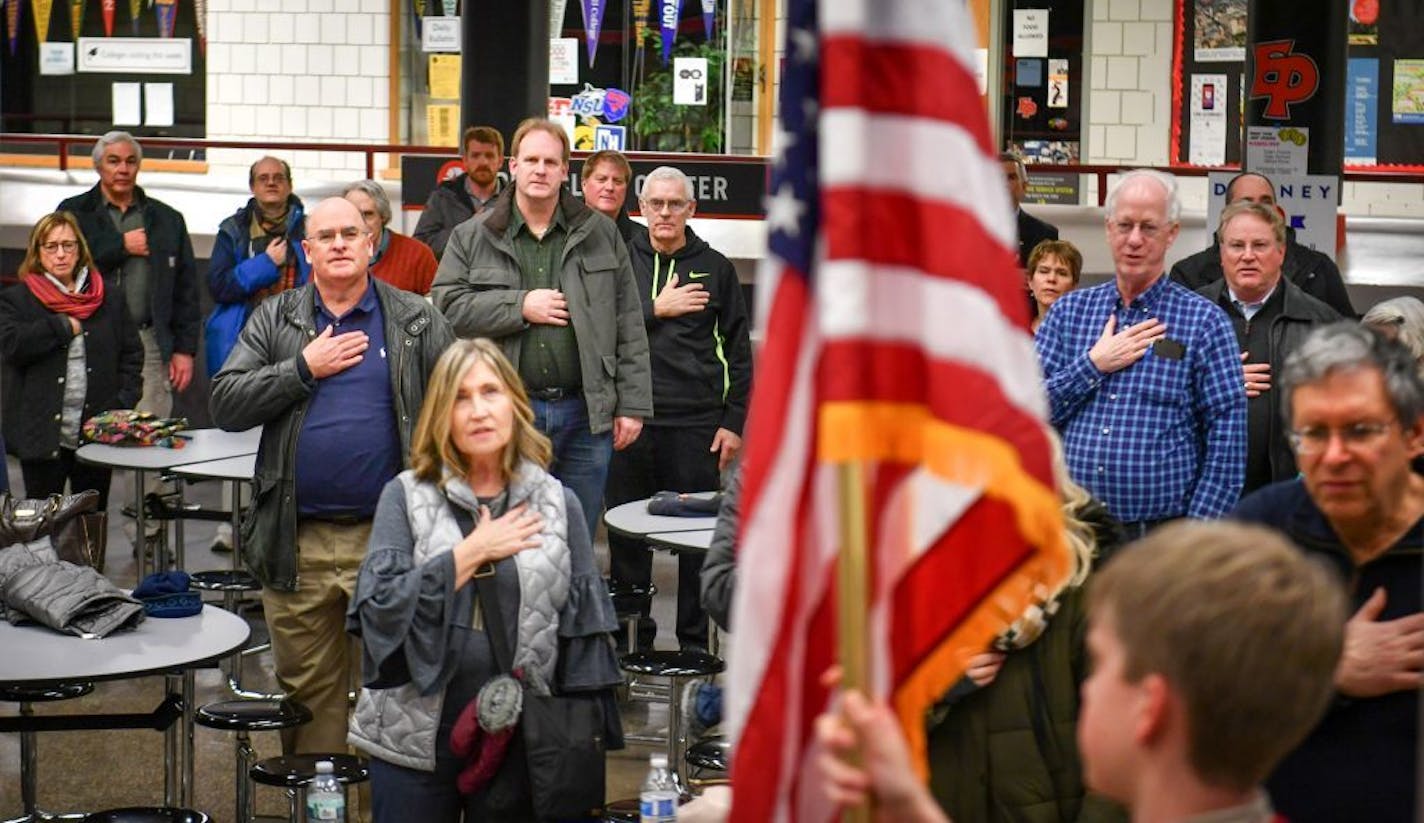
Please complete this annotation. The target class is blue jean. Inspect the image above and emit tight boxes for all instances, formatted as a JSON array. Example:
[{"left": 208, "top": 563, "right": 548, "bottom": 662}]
[
  {"left": 369, "top": 755, "right": 533, "bottom": 823},
  {"left": 532, "top": 396, "right": 613, "bottom": 540}
]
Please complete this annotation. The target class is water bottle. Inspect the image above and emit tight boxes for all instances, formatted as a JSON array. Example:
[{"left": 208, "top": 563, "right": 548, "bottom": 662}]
[
  {"left": 639, "top": 753, "right": 678, "bottom": 823},
  {"left": 305, "top": 760, "right": 345, "bottom": 822}
]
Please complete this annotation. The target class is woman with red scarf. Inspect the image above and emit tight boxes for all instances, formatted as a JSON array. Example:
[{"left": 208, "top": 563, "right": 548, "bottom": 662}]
[{"left": 0, "top": 212, "right": 142, "bottom": 509}]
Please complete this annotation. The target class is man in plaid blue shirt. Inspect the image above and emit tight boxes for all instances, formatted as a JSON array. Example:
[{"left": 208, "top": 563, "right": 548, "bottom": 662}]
[{"left": 1035, "top": 170, "right": 1246, "bottom": 534}]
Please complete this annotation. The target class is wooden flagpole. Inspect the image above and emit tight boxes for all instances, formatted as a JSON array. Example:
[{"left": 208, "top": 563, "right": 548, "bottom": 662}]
[{"left": 837, "top": 461, "right": 872, "bottom": 823}]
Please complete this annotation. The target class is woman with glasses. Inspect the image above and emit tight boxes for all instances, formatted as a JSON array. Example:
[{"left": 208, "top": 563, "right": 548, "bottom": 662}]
[{"left": 0, "top": 212, "right": 142, "bottom": 509}]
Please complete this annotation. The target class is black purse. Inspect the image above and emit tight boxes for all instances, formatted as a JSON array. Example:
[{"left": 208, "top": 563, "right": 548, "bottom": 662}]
[{"left": 461, "top": 507, "right": 608, "bottom": 821}]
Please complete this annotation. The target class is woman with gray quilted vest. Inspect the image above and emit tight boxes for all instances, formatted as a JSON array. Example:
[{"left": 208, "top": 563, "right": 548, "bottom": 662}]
[{"left": 348, "top": 338, "right": 623, "bottom": 821}]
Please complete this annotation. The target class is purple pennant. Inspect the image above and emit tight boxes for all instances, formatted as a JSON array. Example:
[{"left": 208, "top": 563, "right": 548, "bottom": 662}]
[
  {"left": 6, "top": 0, "right": 21, "bottom": 56},
  {"left": 154, "top": 0, "right": 175, "bottom": 38},
  {"left": 659, "top": 0, "right": 679, "bottom": 64},
  {"left": 579, "top": 0, "right": 604, "bottom": 67},
  {"left": 700, "top": 0, "right": 713, "bottom": 39}
]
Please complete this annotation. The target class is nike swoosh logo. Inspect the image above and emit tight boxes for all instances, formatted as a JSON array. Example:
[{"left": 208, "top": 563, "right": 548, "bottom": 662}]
[{"left": 688, "top": 271, "right": 711, "bottom": 279}]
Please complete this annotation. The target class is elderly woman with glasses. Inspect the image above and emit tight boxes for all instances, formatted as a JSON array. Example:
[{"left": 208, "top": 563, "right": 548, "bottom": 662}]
[
  {"left": 0, "top": 211, "right": 142, "bottom": 508},
  {"left": 348, "top": 338, "right": 623, "bottom": 821}
]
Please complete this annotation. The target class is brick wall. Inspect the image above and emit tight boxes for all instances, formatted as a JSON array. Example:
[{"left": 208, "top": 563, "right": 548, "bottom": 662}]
[{"left": 203, "top": 0, "right": 389, "bottom": 182}]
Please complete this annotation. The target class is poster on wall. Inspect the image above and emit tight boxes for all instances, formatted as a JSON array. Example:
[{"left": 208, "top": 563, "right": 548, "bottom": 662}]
[
  {"left": 1348, "top": 0, "right": 1378, "bottom": 45},
  {"left": 1047, "top": 59, "right": 1068, "bottom": 108},
  {"left": 1013, "top": 139, "right": 1079, "bottom": 164},
  {"left": 1345, "top": 58, "right": 1379, "bottom": 163},
  {"left": 1245, "top": 125, "right": 1310, "bottom": 176},
  {"left": 1392, "top": 59, "right": 1424, "bottom": 124},
  {"left": 426, "top": 103, "right": 459, "bottom": 146},
  {"left": 1012, "top": 9, "right": 1048, "bottom": 58},
  {"left": 550, "top": 37, "right": 578, "bottom": 84},
  {"left": 428, "top": 54, "right": 460, "bottom": 98},
  {"left": 1193, "top": 0, "right": 1246, "bottom": 62},
  {"left": 1189, "top": 73, "right": 1228, "bottom": 165}
]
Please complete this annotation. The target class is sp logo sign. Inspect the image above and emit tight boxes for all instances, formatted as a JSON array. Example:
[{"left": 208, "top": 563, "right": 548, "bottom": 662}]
[{"left": 1250, "top": 40, "right": 1320, "bottom": 119}]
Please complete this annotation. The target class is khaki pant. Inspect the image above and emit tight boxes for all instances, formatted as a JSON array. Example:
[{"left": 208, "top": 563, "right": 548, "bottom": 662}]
[
  {"left": 135, "top": 327, "right": 172, "bottom": 418},
  {"left": 262, "top": 518, "right": 370, "bottom": 754}
]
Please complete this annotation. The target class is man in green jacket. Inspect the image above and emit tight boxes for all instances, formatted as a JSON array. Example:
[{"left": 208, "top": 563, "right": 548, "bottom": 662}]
[{"left": 432, "top": 118, "right": 652, "bottom": 539}]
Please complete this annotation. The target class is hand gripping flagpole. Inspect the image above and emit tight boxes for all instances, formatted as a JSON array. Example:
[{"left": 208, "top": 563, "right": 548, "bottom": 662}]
[{"left": 837, "top": 461, "right": 872, "bottom": 823}]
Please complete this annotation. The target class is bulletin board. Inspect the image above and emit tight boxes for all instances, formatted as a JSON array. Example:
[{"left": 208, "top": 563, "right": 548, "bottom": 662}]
[
  {"left": 1170, "top": 0, "right": 1424, "bottom": 170},
  {"left": 0, "top": 0, "right": 207, "bottom": 150},
  {"left": 1340, "top": 0, "right": 1424, "bottom": 170},
  {"left": 1000, "top": 0, "right": 1084, "bottom": 167},
  {"left": 1169, "top": 0, "right": 1247, "bottom": 167}
]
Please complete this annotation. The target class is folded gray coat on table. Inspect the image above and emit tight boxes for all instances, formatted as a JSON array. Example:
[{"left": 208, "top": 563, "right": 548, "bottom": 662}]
[{"left": 0, "top": 540, "right": 144, "bottom": 638}]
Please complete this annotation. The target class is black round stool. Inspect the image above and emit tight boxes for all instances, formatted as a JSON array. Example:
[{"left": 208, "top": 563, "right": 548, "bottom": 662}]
[
  {"left": 249, "top": 754, "right": 369, "bottom": 823},
  {"left": 602, "top": 798, "right": 641, "bottom": 822},
  {"left": 606, "top": 579, "right": 657, "bottom": 654},
  {"left": 194, "top": 698, "right": 311, "bottom": 823},
  {"left": 685, "top": 736, "right": 730, "bottom": 776},
  {"left": 1, "top": 681, "right": 95, "bottom": 823},
  {"left": 81, "top": 809, "right": 210, "bottom": 823},
  {"left": 619, "top": 650, "right": 724, "bottom": 790},
  {"left": 189, "top": 570, "right": 275, "bottom": 699}
]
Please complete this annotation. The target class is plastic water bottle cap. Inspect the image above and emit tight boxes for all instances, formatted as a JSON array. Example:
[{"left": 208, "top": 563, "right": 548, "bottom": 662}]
[
  {"left": 315, "top": 760, "right": 334, "bottom": 773},
  {"left": 650, "top": 754, "right": 668, "bottom": 768}
]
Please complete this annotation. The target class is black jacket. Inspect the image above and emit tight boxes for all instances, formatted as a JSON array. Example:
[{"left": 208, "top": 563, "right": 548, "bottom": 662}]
[
  {"left": 210, "top": 278, "right": 454, "bottom": 591},
  {"left": 57, "top": 184, "right": 201, "bottom": 360},
  {"left": 1196, "top": 278, "right": 1339, "bottom": 491},
  {"left": 1170, "top": 228, "right": 1354, "bottom": 318},
  {"left": 1016, "top": 208, "right": 1059, "bottom": 268},
  {"left": 0, "top": 277, "right": 143, "bottom": 460},
  {"left": 628, "top": 226, "right": 752, "bottom": 433}
]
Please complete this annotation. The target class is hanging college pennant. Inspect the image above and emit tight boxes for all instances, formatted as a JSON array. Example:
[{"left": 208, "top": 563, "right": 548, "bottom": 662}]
[
  {"left": 631, "top": 0, "right": 648, "bottom": 43},
  {"left": 193, "top": 0, "right": 205, "bottom": 51},
  {"left": 658, "top": 0, "right": 679, "bottom": 64},
  {"left": 101, "top": 0, "right": 113, "bottom": 34},
  {"left": 700, "top": 0, "right": 712, "bottom": 39},
  {"left": 578, "top": 0, "right": 604, "bottom": 66},
  {"left": 440, "top": 0, "right": 454, "bottom": 16},
  {"left": 5, "top": 0, "right": 21, "bottom": 54},
  {"left": 127, "top": 0, "right": 139, "bottom": 33},
  {"left": 68, "top": 0, "right": 82, "bottom": 37},
  {"left": 31, "top": 0, "right": 51, "bottom": 41},
  {"left": 154, "top": 0, "right": 174, "bottom": 37},
  {"left": 549, "top": 0, "right": 566, "bottom": 33}
]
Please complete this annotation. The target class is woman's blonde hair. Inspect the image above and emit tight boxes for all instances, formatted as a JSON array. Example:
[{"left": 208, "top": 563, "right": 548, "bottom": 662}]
[
  {"left": 1048, "top": 430, "right": 1098, "bottom": 586},
  {"left": 410, "top": 339, "right": 552, "bottom": 485},
  {"left": 20, "top": 212, "right": 95, "bottom": 280}
]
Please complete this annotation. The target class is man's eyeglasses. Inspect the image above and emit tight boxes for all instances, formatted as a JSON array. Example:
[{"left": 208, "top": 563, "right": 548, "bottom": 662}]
[
  {"left": 1224, "top": 240, "right": 1277, "bottom": 256},
  {"left": 307, "top": 227, "right": 367, "bottom": 245},
  {"left": 1110, "top": 220, "right": 1165, "bottom": 239},
  {"left": 255, "top": 173, "right": 288, "bottom": 185},
  {"left": 643, "top": 198, "right": 689, "bottom": 214},
  {"left": 1288, "top": 421, "right": 1395, "bottom": 454},
  {"left": 40, "top": 241, "right": 78, "bottom": 254}
]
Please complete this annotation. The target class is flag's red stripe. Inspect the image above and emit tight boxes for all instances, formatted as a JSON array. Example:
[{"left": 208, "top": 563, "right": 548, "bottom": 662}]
[
  {"left": 818, "top": 341, "right": 1054, "bottom": 485},
  {"left": 821, "top": 37, "right": 995, "bottom": 156},
  {"left": 821, "top": 188, "right": 1029, "bottom": 326},
  {"left": 890, "top": 496, "right": 1035, "bottom": 679},
  {"left": 738, "top": 271, "right": 812, "bottom": 554},
  {"left": 729, "top": 467, "right": 823, "bottom": 821}
]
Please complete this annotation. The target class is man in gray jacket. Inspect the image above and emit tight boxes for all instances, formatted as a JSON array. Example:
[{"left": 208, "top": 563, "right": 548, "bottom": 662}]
[
  {"left": 432, "top": 118, "right": 652, "bottom": 539},
  {"left": 212, "top": 197, "right": 453, "bottom": 755}
]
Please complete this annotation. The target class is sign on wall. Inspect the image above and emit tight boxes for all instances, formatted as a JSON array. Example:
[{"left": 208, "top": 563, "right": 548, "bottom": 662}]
[{"left": 77, "top": 37, "right": 191, "bottom": 73}]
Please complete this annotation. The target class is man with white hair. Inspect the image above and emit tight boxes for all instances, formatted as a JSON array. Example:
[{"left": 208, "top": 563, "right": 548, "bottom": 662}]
[
  {"left": 58, "top": 131, "right": 200, "bottom": 417},
  {"left": 1034, "top": 169, "right": 1246, "bottom": 536},
  {"left": 605, "top": 165, "right": 752, "bottom": 652}
]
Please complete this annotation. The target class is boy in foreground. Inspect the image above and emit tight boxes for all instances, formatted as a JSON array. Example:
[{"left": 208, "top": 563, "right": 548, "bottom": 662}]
[{"left": 816, "top": 521, "right": 1346, "bottom": 823}]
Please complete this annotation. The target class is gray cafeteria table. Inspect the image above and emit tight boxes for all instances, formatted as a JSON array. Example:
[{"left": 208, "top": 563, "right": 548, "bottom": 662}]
[
  {"left": 0, "top": 605, "right": 251, "bottom": 809},
  {"left": 76, "top": 428, "right": 261, "bottom": 577}
]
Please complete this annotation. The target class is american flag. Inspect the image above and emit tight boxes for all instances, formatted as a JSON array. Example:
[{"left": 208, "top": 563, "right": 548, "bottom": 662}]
[{"left": 725, "top": 0, "right": 1073, "bottom": 819}]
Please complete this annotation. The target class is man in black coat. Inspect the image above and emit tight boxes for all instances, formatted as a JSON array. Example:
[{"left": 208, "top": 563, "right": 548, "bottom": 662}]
[
  {"left": 57, "top": 131, "right": 200, "bottom": 419},
  {"left": 1169, "top": 171, "right": 1354, "bottom": 317},
  {"left": 1194, "top": 201, "right": 1339, "bottom": 496},
  {"left": 1002, "top": 151, "right": 1059, "bottom": 268}
]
